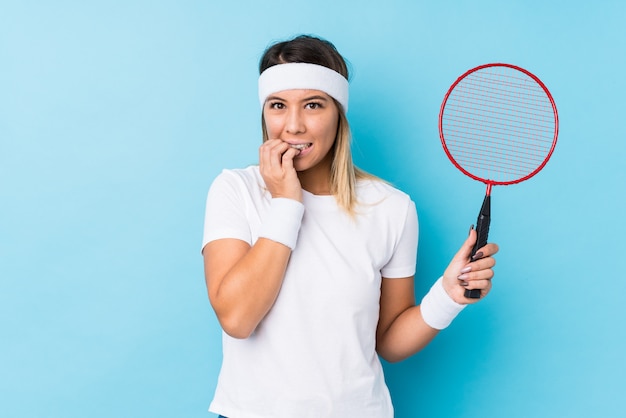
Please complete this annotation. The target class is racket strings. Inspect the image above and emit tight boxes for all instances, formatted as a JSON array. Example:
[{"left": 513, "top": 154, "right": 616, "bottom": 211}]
[
  {"left": 441, "top": 66, "right": 557, "bottom": 184},
  {"left": 450, "top": 141, "right": 546, "bottom": 171},
  {"left": 452, "top": 71, "right": 555, "bottom": 127},
  {"left": 444, "top": 113, "right": 554, "bottom": 148},
  {"left": 446, "top": 94, "right": 555, "bottom": 127}
]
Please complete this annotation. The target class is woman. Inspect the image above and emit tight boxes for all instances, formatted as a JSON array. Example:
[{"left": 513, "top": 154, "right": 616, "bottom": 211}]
[{"left": 202, "top": 35, "right": 498, "bottom": 418}]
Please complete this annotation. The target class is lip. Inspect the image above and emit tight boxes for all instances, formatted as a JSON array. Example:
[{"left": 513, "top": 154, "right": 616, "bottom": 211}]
[{"left": 287, "top": 141, "right": 313, "bottom": 156}]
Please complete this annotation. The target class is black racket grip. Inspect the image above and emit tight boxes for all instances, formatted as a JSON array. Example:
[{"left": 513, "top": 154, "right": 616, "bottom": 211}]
[{"left": 466, "top": 195, "right": 491, "bottom": 299}]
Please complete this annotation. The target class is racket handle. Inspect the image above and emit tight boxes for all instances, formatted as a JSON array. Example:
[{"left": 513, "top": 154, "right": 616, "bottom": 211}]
[{"left": 466, "top": 195, "right": 491, "bottom": 299}]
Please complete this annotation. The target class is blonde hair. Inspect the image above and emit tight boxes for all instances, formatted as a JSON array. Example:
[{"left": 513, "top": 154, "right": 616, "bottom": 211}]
[{"left": 329, "top": 107, "right": 377, "bottom": 215}]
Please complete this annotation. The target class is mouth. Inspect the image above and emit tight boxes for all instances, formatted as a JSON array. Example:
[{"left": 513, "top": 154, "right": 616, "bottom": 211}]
[{"left": 289, "top": 143, "right": 312, "bottom": 151}]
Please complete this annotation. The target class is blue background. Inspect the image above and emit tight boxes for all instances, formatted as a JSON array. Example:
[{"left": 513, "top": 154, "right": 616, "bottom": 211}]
[{"left": 2, "top": 1, "right": 625, "bottom": 417}]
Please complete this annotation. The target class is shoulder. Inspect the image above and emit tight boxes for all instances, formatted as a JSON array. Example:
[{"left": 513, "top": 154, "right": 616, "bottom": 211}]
[
  {"left": 211, "top": 165, "right": 264, "bottom": 191},
  {"left": 355, "top": 178, "right": 416, "bottom": 225},
  {"left": 207, "top": 166, "right": 268, "bottom": 205},
  {"left": 356, "top": 178, "right": 413, "bottom": 207},
  {"left": 215, "top": 165, "right": 262, "bottom": 184}
]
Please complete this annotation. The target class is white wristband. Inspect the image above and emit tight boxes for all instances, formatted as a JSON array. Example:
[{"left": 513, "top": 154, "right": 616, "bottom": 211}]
[
  {"left": 258, "top": 198, "right": 305, "bottom": 250},
  {"left": 420, "top": 277, "right": 466, "bottom": 330}
]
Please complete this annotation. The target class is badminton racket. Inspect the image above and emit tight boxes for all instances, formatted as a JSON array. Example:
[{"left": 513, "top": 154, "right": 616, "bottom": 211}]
[{"left": 439, "top": 63, "right": 558, "bottom": 298}]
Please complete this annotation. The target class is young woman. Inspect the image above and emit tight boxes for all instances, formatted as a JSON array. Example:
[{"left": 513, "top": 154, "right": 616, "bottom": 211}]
[{"left": 202, "top": 35, "right": 498, "bottom": 418}]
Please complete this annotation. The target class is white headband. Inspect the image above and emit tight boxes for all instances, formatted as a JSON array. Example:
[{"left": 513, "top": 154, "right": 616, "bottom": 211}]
[{"left": 258, "top": 63, "right": 349, "bottom": 112}]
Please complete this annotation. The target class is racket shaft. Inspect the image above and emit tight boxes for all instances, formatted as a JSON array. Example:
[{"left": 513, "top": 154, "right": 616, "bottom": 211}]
[
  {"left": 467, "top": 195, "right": 491, "bottom": 299},
  {"left": 471, "top": 195, "right": 491, "bottom": 256}
]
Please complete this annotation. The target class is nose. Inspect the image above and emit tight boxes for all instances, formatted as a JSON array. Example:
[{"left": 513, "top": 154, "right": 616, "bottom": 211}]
[{"left": 285, "top": 107, "right": 305, "bottom": 134}]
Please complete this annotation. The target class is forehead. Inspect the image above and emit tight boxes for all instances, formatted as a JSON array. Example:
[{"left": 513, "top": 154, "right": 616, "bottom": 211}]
[{"left": 267, "top": 89, "right": 332, "bottom": 101}]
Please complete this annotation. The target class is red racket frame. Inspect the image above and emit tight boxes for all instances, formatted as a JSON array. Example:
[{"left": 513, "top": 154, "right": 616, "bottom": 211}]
[{"left": 438, "top": 63, "right": 559, "bottom": 195}]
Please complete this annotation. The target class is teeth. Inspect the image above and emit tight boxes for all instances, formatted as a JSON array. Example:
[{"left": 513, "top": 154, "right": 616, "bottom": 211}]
[{"left": 290, "top": 143, "right": 311, "bottom": 150}]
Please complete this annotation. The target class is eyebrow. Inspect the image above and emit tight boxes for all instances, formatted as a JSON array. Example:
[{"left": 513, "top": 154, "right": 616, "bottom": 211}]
[{"left": 265, "top": 94, "right": 330, "bottom": 103}]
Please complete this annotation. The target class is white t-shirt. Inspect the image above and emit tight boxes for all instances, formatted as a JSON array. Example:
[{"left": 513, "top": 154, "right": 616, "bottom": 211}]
[{"left": 202, "top": 166, "right": 418, "bottom": 418}]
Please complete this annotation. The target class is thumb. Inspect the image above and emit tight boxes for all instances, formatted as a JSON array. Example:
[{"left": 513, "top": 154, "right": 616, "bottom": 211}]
[
  {"left": 442, "top": 225, "right": 478, "bottom": 295},
  {"left": 453, "top": 226, "right": 478, "bottom": 263}
]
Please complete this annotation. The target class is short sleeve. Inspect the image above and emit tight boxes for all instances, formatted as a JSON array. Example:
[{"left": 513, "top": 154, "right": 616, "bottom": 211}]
[
  {"left": 202, "top": 170, "right": 253, "bottom": 252},
  {"left": 380, "top": 199, "right": 418, "bottom": 278}
]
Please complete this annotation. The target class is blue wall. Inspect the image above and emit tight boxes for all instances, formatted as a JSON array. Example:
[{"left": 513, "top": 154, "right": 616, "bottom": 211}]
[{"left": 2, "top": 1, "right": 625, "bottom": 417}]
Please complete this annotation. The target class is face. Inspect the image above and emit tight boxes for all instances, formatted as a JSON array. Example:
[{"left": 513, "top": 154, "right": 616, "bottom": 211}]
[{"left": 263, "top": 89, "right": 340, "bottom": 173}]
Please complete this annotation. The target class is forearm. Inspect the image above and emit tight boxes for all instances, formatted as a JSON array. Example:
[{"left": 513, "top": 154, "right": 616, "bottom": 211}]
[
  {"left": 376, "top": 305, "right": 439, "bottom": 363},
  {"left": 208, "top": 238, "right": 292, "bottom": 338},
  {"left": 376, "top": 278, "right": 466, "bottom": 362}
]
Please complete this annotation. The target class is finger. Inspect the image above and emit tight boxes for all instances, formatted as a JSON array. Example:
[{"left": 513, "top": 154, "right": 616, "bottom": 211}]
[
  {"left": 486, "top": 242, "right": 499, "bottom": 256},
  {"left": 281, "top": 147, "right": 300, "bottom": 171},
  {"left": 259, "top": 140, "right": 278, "bottom": 167},
  {"left": 458, "top": 267, "right": 494, "bottom": 283},
  {"left": 458, "top": 253, "right": 495, "bottom": 277},
  {"left": 460, "top": 278, "right": 492, "bottom": 295},
  {"left": 268, "top": 140, "right": 288, "bottom": 167},
  {"left": 259, "top": 138, "right": 282, "bottom": 155},
  {"left": 456, "top": 280, "right": 492, "bottom": 304},
  {"left": 464, "top": 255, "right": 497, "bottom": 272},
  {"left": 261, "top": 140, "right": 289, "bottom": 170},
  {"left": 471, "top": 242, "right": 499, "bottom": 260}
]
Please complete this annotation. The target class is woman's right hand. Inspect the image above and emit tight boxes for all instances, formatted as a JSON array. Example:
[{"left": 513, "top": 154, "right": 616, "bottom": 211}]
[
  {"left": 259, "top": 139, "right": 303, "bottom": 202},
  {"left": 203, "top": 139, "right": 302, "bottom": 338}
]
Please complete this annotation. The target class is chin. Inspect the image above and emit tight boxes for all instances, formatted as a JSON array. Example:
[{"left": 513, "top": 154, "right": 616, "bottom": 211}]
[
  {"left": 293, "top": 163, "right": 307, "bottom": 172},
  {"left": 293, "top": 159, "right": 315, "bottom": 173}
]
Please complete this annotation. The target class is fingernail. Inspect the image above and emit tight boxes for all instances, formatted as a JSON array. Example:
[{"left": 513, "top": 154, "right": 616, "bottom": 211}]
[
  {"left": 468, "top": 224, "right": 474, "bottom": 235},
  {"left": 460, "top": 281, "right": 469, "bottom": 287},
  {"left": 471, "top": 251, "right": 484, "bottom": 261},
  {"left": 460, "top": 266, "right": 472, "bottom": 274},
  {"left": 457, "top": 273, "right": 469, "bottom": 281}
]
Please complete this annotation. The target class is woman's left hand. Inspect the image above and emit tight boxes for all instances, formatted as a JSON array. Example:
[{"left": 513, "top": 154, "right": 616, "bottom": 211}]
[{"left": 442, "top": 228, "right": 499, "bottom": 304}]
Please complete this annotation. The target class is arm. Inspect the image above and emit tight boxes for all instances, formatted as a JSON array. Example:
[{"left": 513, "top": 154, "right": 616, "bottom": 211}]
[
  {"left": 203, "top": 237, "right": 292, "bottom": 339},
  {"left": 376, "top": 276, "right": 438, "bottom": 363},
  {"left": 376, "top": 229, "right": 499, "bottom": 363},
  {"left": 203, "top": 140, "right": 302, "bottom": 339}
]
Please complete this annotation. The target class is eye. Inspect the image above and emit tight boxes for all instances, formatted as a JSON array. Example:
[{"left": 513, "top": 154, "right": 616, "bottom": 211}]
[
  {"left": 305, "top": 101, "right": 323, "bottom": 110},
  {"left": 268, "top": 101, "right": 285, "bottom": 110}
]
